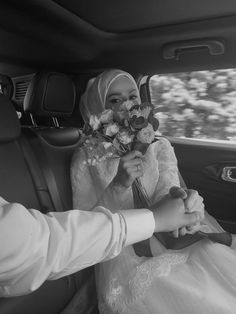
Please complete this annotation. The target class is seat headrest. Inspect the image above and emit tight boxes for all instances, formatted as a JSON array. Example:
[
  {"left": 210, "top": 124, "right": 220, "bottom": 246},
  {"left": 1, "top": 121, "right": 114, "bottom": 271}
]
[
  {"left": 32, "top": 128, "right": 81, "bottom": 147},
  {"left": 0, "top": 94, "right": 21, "bottom": 143},
  {"left": 24, "top": 72, "right": 76, "bottom": 117}
]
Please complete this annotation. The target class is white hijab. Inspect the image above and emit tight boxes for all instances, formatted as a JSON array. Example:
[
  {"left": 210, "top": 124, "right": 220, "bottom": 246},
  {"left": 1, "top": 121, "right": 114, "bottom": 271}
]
[{"left": 79, "top": 69, "right": 140, "bottom": 123}]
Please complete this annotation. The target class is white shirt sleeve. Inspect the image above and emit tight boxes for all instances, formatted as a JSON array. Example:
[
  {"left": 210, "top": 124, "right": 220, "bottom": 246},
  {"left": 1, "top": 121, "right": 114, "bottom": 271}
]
[{"left": 0, "top": 197, "right": 154, "bottom": 297}]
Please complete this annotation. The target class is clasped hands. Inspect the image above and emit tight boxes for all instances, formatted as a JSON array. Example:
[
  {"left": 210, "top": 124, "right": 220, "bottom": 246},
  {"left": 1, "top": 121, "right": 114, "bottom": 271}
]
[{"left": 151, "top": 186, "right": 205, "bottom": 236}]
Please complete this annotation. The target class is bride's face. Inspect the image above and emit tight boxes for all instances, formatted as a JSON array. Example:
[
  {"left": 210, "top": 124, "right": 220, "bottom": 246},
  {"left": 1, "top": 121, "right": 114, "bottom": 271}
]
[{"left": 105, "top": 76, "right": 140, "bottom": 110}]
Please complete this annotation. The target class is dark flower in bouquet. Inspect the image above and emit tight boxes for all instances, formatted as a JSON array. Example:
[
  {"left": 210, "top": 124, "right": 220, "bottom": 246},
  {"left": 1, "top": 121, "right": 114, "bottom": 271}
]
[{"left": 80, "top": 101, "right": 159, "bottom": 165}]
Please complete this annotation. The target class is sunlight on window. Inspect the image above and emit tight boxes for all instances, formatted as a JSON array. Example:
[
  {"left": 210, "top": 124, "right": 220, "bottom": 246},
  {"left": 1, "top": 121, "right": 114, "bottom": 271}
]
[{"left": 149, "top": 69, "right": 236, "bottom": 143}]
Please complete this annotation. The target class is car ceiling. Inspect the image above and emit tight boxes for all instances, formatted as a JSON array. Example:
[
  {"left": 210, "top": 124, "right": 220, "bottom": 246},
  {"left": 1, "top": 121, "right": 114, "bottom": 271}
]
[
  {"left": 54, "top": 0, "right": 236, "bottom": 33},
  {"left": 1, "top": 0, "right": 236, "bottom": 76}
]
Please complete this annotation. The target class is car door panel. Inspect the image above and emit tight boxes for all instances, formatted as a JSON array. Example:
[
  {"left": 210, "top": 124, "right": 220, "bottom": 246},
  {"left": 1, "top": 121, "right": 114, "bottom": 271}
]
[{"left": 170, "top": 138, "right": 236, "bottom": 233}]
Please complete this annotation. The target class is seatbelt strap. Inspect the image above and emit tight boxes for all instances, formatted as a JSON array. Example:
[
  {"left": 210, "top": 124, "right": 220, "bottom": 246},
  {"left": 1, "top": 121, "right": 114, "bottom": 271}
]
[
  {"left": 18, "top": 134, "right": 54, "bottom": 213},
  {"left": 22, "top": 128, "right": 65, "bottom": 212},
  {"left": 25, "top": 127, "right": 83, "bottom": 289}
]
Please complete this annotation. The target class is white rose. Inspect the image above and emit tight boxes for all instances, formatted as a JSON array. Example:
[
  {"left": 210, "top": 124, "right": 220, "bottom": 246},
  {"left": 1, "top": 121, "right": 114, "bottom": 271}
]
[
  {"left": 102, "top": 142, "right": 113, "bottom": 149},
  {"left": 89, "top": 115, "right": 101, "bottom": 130},
  {"left": 104, "top": 123, "right": 119, "bottom": 137},
  {"left": 136, "top": 123, "right": 155, "bottom": 144},
  {"left": 117, "top": 130, "right": 134, "bottom": 145},
  {"left": 99, "top": 109, "right": 113, "bottom": 124}
]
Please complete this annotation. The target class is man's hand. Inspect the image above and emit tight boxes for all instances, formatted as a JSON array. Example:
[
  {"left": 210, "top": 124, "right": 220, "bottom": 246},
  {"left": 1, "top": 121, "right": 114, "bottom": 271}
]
[
  {"left": 151, "top": 193, "right": 202, "bottom": 233},
  {"left": 169, "top": 186, "right": 205, "bottom": 237}
]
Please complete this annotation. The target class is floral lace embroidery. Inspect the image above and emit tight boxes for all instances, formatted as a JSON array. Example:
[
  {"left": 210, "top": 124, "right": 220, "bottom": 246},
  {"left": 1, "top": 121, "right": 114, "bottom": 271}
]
[
  {"left": 129, "top": 252, "right": 188, "bottom": 298},
  {"left": 100, "top": 252, "right": 188, "bottom": 313}
]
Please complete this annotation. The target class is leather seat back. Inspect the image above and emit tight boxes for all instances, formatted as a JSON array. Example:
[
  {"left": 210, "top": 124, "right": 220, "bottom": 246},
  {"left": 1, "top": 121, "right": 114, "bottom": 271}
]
[
  {"left": 23, "top": 71, "right": 80, "bottom": 210},
  {"left": 0, "top": 94, "right": 83, "bottom": 314},
  {"left": 22, "top": 71, "right": 98, "bottom": 313}
]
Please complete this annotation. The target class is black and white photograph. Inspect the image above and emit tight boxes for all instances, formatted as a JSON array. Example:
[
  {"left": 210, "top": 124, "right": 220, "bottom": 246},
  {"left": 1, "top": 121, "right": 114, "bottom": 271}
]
[{"left": 0, "top": 1, "right": 236, "bottom": 313}]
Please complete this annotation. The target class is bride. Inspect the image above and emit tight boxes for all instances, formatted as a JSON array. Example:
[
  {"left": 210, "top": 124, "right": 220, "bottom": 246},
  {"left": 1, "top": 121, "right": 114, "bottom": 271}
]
[{"left": 71, "top": 69, "right": 236, "bottom": 313}]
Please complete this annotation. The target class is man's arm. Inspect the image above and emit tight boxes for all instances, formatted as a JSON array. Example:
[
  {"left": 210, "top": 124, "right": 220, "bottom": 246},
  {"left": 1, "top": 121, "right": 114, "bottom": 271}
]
[
  {"left": 0, "top": 197, "right": 154, "bottom": 297},
  {"left": 0, "top": 189, "right": 200, "bottom": 297}
]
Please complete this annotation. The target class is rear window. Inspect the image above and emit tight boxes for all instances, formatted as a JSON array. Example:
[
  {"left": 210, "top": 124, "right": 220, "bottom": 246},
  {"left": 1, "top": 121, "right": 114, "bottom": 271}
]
[{"left": 149, "top": 69, "right": 236, "bottom": 143}]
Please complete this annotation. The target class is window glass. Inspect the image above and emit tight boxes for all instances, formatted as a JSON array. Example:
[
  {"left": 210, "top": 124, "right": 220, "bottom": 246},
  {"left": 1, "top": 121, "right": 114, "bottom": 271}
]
[{"left": 149, "top": 69, "right": 236, "bottom": 143}]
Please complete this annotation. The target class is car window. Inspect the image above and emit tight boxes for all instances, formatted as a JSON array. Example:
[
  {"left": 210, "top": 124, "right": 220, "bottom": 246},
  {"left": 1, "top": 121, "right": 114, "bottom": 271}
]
[{"left": 149, "top": 69, "right": 236, "bottom": 144}]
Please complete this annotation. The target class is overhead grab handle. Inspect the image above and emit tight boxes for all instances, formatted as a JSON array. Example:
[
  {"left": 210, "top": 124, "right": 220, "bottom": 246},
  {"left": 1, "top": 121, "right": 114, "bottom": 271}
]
[{"left": 162, "top": 38, "right": 225, "bottom": 60}]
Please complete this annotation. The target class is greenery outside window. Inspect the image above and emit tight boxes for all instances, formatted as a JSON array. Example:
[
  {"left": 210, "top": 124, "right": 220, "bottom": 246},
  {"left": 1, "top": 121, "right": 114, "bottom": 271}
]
[{"left": 149, "top": 69, "right": 236, "bottom": 143}]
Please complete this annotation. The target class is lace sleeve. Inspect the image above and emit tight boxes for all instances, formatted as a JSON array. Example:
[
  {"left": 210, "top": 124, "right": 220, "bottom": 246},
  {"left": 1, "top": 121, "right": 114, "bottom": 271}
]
[
  {"left": 71, "top": 147, "right": 102, "bottom": 210},
  {"left": 71, "top": 147, "right": 134, "bottom": 212},
  {"left": 95, "top": 181, "right": 134, "bottom": 212},
  {"left": 152, "top": 137, "right": 180, "bottom": 203}
]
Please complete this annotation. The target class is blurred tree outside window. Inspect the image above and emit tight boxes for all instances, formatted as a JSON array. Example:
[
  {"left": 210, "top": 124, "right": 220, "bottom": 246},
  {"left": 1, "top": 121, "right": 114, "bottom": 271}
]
[{"left": 149, "top": 69, "right": 236, "bottom": 143}]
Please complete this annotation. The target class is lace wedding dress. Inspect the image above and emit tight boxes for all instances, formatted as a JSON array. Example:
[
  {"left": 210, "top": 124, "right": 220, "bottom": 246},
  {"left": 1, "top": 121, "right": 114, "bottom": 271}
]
[{"left": 71, "top": 137, "right": 236, "bottom": 314}]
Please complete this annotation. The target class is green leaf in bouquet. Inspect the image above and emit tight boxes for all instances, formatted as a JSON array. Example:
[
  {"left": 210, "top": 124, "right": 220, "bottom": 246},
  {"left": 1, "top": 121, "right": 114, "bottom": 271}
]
[
  {"left": 148, "top": 115, "right": 159, "bottom": 131},
  {"left": 82, "top": 122, "right": 93, "bottom": 135}
]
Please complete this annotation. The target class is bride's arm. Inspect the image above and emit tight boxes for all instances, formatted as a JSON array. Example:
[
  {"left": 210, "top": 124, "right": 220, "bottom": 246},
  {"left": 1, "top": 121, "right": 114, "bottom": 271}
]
[
  {"left": 95, "top": 180, "right": 134, "bottom": 212},
  {"left": 71, "top": 147, "right": 135, "bottom": 213},
  {"left": 95, "top": 150, "right": 147, "bottom": 211},
  {"left": 152, "top": 137, "right": 180, "bottom": 202},
  {"left": 154, "top": 138, "right": 223, "bottom": 236},
  {"left": 71, "top": 147, "right": 105, "bottom": 211}
]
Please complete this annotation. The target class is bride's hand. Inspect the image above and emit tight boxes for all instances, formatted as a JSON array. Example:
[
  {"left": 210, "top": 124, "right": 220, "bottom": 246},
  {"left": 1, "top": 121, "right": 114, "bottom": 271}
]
[
  {"left": 170, "top": 187, "right": 205, "bottom": 237},
  {"left": 182, "top": 189, "right": 205, "bottom": 235},
  {"left": 150, "top": 194, "right": 202, "bottom": 233},
  {"left": 113, "top": 151, "right": 144, "bottom": 188}
]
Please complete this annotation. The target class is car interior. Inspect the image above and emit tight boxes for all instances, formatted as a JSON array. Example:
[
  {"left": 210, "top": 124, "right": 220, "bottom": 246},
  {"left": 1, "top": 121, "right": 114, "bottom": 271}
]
[{"left": 0, "top": 1, "right": 236, "bottom": 313}]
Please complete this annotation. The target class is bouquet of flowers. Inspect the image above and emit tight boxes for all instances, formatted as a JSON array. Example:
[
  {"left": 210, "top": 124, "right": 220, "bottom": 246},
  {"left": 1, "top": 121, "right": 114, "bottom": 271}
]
[{"left": 80, "top": 101, "right": 159, "bottom": 166}]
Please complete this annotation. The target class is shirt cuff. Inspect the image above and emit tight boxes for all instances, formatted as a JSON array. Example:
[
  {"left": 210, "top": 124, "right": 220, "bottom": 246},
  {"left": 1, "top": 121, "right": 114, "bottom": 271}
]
[
  {"left": 120, "top": 209, "right": 155, "bottom": 246},
  {"left": 231, "top": 234, "right": 236, "bottom": 249}
]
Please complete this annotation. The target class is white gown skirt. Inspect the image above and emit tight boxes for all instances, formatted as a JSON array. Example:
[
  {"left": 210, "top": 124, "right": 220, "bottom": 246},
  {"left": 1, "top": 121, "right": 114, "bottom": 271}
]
[{"left": 97, "top": 212, "right": 236, "bottom": 314}]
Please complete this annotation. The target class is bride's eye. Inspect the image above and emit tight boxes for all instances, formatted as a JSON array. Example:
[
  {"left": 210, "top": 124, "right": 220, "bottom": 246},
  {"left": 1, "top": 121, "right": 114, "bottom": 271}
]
[
  {"left": 109, "top": 98, "right": 122, "bottom": 106},
  {"left": 129, "top": 94, "right": 138, "bottom": 101}
]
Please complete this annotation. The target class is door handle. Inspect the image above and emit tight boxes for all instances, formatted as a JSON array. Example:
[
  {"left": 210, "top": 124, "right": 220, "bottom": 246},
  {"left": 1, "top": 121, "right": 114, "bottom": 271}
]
[{"left": 221, "top": 167, "right": 236, "bottom": 183}]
